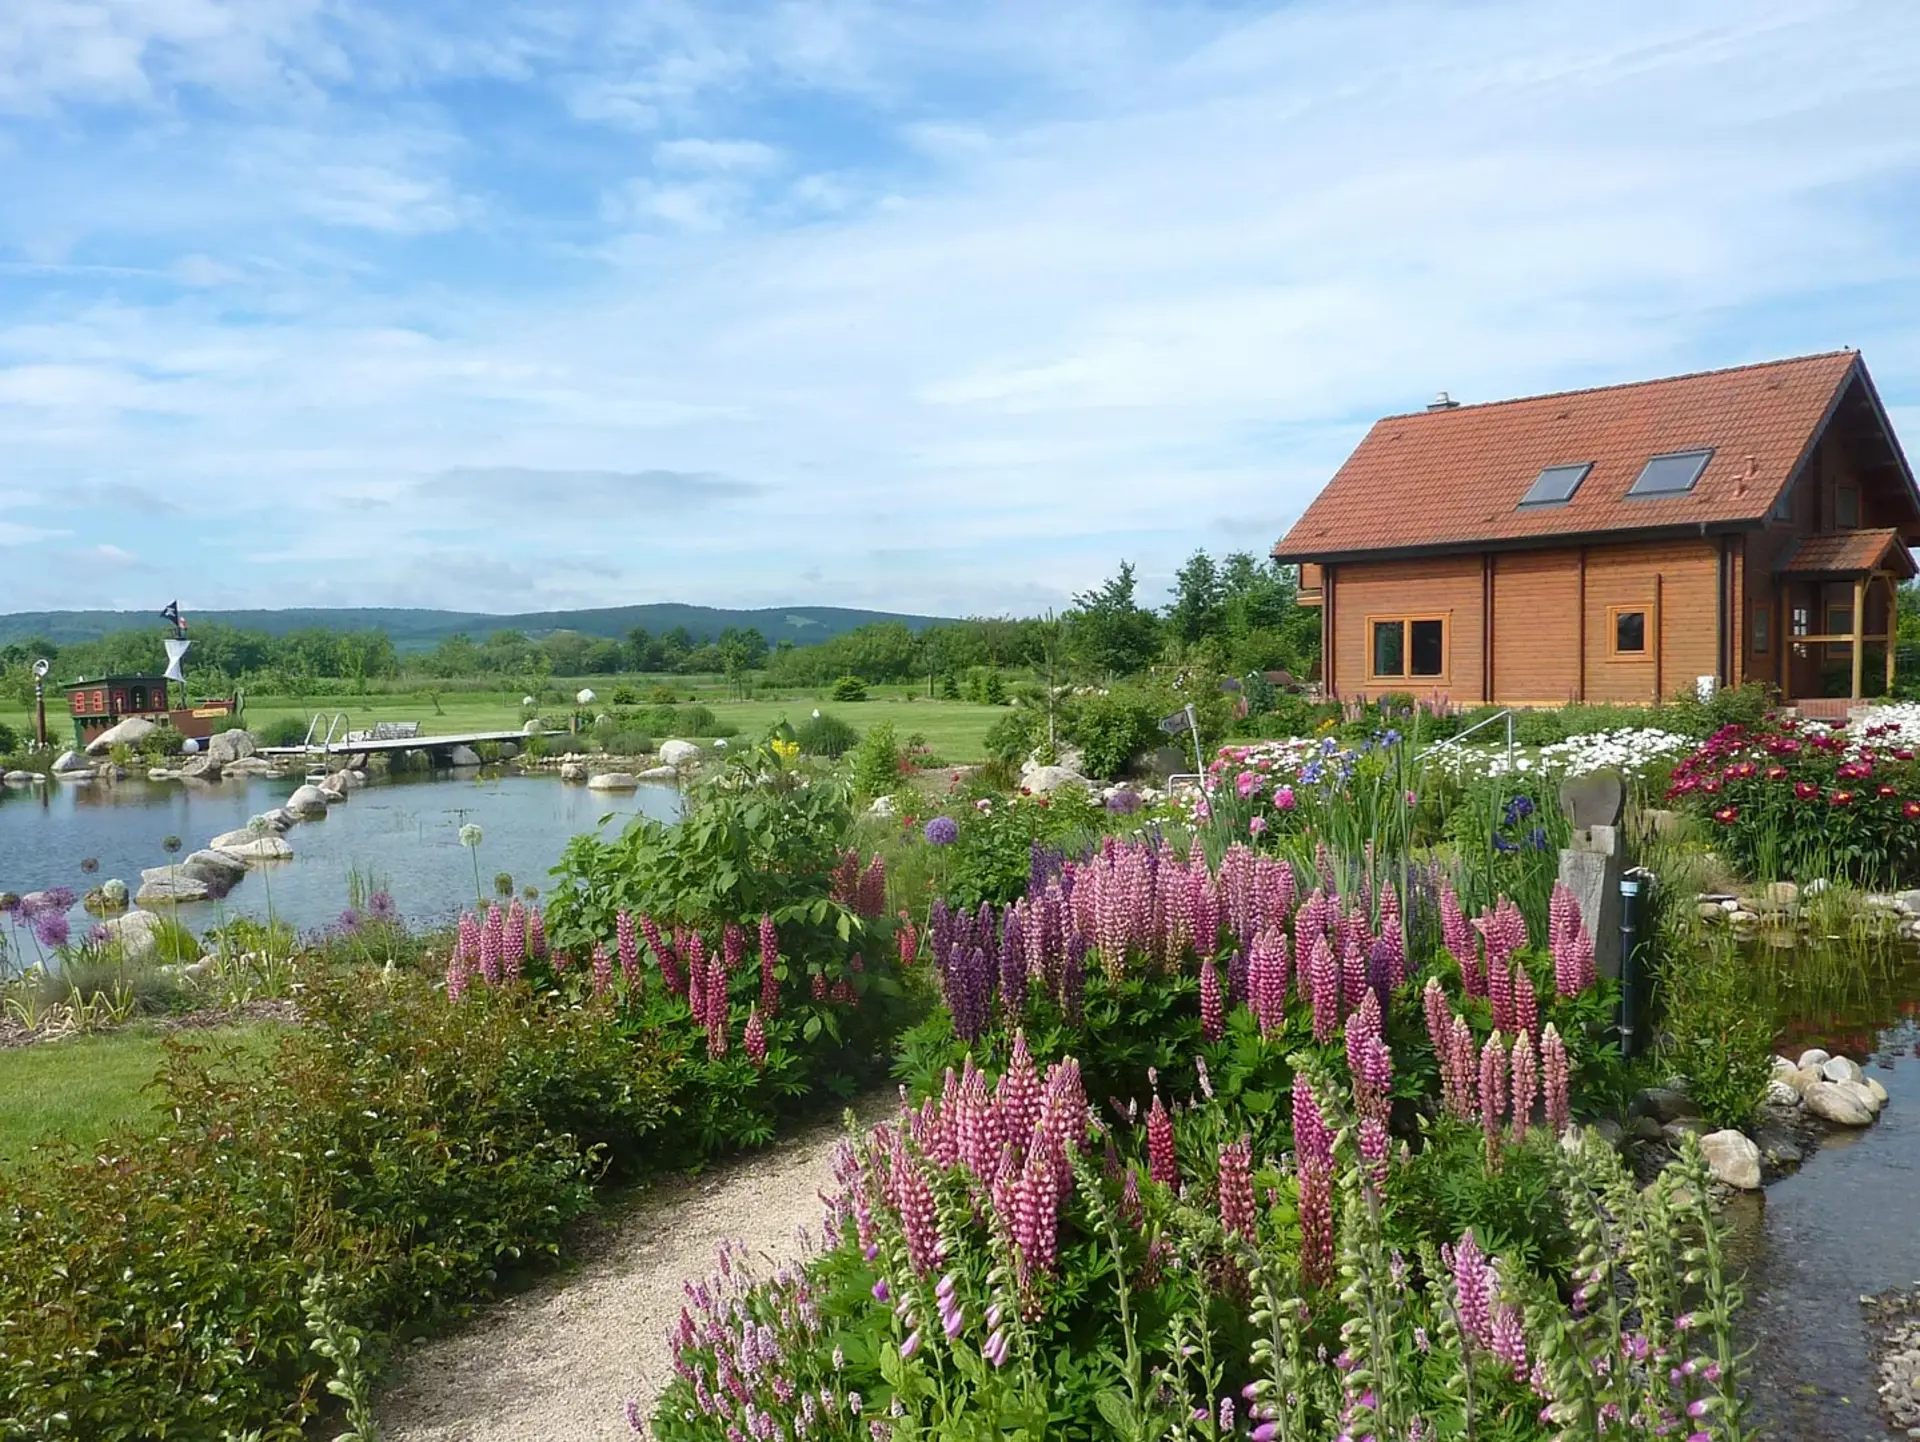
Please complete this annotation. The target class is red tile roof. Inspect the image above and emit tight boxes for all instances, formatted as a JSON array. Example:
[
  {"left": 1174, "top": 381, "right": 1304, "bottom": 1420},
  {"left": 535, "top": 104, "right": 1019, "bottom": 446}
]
[
  {"left": 1778, "top": 527, "right": 1917, "bottom": 578},
  {"left": 1274, "top": 351, "right": 1870, "bottom": 560}
]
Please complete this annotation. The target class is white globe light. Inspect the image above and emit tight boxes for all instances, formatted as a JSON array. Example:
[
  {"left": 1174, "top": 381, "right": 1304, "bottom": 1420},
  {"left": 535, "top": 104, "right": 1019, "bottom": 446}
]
[
  {"left": 812, "top": 709, "right": 821, "bottom": 719},
  {"left": 521, "top": 695, "right": 536, "bottom": 706}
]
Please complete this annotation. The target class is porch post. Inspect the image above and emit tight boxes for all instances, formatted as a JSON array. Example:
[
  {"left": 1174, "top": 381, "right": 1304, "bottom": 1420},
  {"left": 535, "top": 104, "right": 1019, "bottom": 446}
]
[
  {"left": 1851, "top": 575, "right": 1867, "bottom": 701},
  {"left": 1888, "top": 573, "right": 1899, "bottom": 694}
]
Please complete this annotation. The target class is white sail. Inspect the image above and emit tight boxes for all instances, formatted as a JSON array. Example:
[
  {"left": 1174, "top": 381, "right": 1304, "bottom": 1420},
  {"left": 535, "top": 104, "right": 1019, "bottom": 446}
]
[{"left": 163, "top": 637, "right": 192, "bottom": 683}]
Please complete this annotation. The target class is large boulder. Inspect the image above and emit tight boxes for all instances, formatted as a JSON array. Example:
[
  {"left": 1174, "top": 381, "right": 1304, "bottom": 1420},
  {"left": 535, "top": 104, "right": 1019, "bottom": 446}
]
[
  {"left": 1698, "top": 1129, "right": 1762, "bottom": 1190},
  {"left": 86, "top": 716, "right": 157, "bottom": 755},
  {"left": 1820, "top": 1056, "right": 1865, "bottom": 1086},
  {"left": 559, "top": 761, "right": 589, "bottom": 783},
  {"left": 659, "top": 739, "right": 703, "bottom": 768},
  {"left": 523, "top": 718, "right": 546, "bottom": 735},
  {"left": 102, "top": 908, "right": 166, "bottom": 961},
  {"left": 179, "top": 753, "right": 223, "bottom": 781},
  {"left": 1631, "top": 1087, "right": 1703, "bottom": 1125},
  {"left": 1803, "top": 1080, "right": 1876, "bottom": 1126},
  {"left": 52, "top": 750, "right": 91, "bottom": 774},
  {"left": 206, "top": 729, "right": 257, "bottom": 764},
  {"left": 211, "top": 826, "right": 264, "bottom": 850},
  {"left": 216, "top": 836, "right": 292, "bottom": 864},
  {"left": 171, "top": 850, "right": 247, "bottom": 897},
  {"left": 446, "top": 744, "right": 482, "bottom": 767},
  {"left": 287, "top": 784, "right": 330, "bottom": 817},
  {"left": 636, "top": 765, "right": 679, "bottom": 781},
  {"left": 587, "top": 771, "right": 638, "bottom": 790},
  {"left": 224, "top": 756, "right": 278, "bottom": 777},
  {"left": 134, "top": 875, "right": 212, "bottom": 907},
  {"left": 3, "top": 770, "right": 38, "bottom": 785},
  {"left": 1021, "top": 765, "right": 1092, "bottom": 795}
]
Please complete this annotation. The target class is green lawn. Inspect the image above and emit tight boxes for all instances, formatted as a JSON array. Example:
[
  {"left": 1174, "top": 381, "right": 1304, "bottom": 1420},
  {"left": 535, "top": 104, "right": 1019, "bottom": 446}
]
[
  {"left": 4, "top": 685, "right": 1007, "bottom": 762},
  {"left": 0, "top": 1023, "right": 278, "bottom": 1168}
]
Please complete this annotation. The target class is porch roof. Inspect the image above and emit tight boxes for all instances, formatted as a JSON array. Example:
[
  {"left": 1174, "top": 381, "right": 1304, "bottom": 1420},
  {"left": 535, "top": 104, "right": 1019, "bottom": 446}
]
[{"left": 1776, "top": 527, "right": 1917, "bottom": 579}]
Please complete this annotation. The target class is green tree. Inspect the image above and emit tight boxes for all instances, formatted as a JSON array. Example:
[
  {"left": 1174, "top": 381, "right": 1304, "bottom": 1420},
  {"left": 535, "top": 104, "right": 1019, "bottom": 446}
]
[
  {"left": 1065, "top": 562, "right": 1162, "bottom": 677},
  {"left": 1166, "top": 549, "right": 1225, "bottom": 646}
]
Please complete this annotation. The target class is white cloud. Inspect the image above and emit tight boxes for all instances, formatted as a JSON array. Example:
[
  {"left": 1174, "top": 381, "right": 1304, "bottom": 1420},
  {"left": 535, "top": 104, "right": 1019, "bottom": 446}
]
[{"left": 654, "top": 137, "right": 781, "bottom": 172}]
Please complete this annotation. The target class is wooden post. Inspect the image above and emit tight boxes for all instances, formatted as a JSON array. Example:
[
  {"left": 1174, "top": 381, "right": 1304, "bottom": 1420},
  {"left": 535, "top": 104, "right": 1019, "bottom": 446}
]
[
  {"left": 1851, "top": 575, "right": 1867, "bottom": 701},
  {"left": 1778, "top": 584, "right": 1789, "bottom": 698},
  {"left": 1653, "top": 575, "right": 1664, "bottom": 703},
  {"left": 1576, "top": 546, "right": 1587, "bottom": 702}
]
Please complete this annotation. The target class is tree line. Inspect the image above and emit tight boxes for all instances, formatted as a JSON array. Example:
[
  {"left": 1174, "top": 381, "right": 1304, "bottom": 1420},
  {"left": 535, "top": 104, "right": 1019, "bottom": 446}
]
[{"left": 0, "top": 551, "right": 1319, "bottom": 701}]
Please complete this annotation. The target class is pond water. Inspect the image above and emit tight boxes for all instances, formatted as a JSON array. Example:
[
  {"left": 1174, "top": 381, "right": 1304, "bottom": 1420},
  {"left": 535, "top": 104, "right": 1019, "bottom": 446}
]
[
  {"left": 1730, "top": 943, "right": 1920, "bottom": 1440},
  {"left": 0, "top": 771, "right": 680, "bottom": 948}
]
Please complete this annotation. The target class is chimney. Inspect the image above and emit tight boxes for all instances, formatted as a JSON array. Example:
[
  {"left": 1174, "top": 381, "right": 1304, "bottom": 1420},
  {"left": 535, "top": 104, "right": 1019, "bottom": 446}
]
[{"left": 1427, "top": 391, "right": 1460, "bottom": 411}]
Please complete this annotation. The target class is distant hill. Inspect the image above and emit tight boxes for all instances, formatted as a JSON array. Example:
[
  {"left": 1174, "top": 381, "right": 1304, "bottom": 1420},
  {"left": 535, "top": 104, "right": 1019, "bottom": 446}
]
[{"left": 0, "top": 604, "right": 951, "bottom": 652}]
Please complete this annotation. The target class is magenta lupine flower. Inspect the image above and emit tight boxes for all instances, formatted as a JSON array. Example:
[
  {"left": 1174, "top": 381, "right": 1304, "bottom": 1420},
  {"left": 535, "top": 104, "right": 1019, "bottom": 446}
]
[
  {"left": 1487, "top": 948, "right": 1514, "bottom": 1034},
  {"left": 1308, "top": 934, "right": 1340, "bottom": 1043},
  {"left": 1146, "top": 1094, "right": 1178, "bottom": 1186},
  {"left": 744, "top": 1006, "right": 768, "bottom": 1067},
  {"left": 1542, "top": 1023, "right": 1571, "bottom": 1135},
  {"left": 503, "top": 897, "right": 527, "bottom": 978},
  {"left": 592, "top": 942, "right": 614, "bottom": 997},
  {"left": 892, "top": 1138, "right": 945, "bottom": 1275},
  {"left": 1298, "top": 1158, "right": 1333, "bottom": 1289},
  {"left": 1340, "top": 930, "right": 1369, "bottom": 1013},
  {"left": 1513, "top": 963, "right": 1538, "bottom": 1041},
  {"left": 1491, "top": 1296, "right": 1529, "bottom": 1378},
  {"left": 641, "top": 913, "right": 682, "bottom": 994},
  {"left": 706, "top": 953, "right": 730, "bottom": 1057},
  {"left": 446, "top": 952, "right": 470, "bottom": 1001},
  {"left": 1422, "top": 978, "right": 1462, "bottom": 1109},
  {"left": 1247, "top": 930, "right": 1286, "bottom": 1037},
  {"left": 1509, "top": 1028, "right": 1538, "bottom": 1141},
  {"left": 1440, "top": 882, "right": 1482, "bottom": 994},
  {"left": 1346, "top": 991, "right": 1393, "bottom": 1122},
  {"left": 1480, "top": 1032, "right": 1508, "bottom": 1165},
  {"left": 616, "top": 909, "right": 640, "bottom": 988},
  {"left": 1219, "top": 1135, "right": 1256, "bottom": 1240},
  {"left": 1192, "top": 861, "right": 1221, "bottom": 958},
  {"left": 1199, "top": 957, "right": 1225, "bottom": 1043},
  {"left": 529, "top": 906, "right": 548, "bottom": 961},
  {"left": 1445, "top": 1230, "right": 1495, "bottom": 1348},
  {"left": 997, "top": 1032, "right": 1044, "bottom": 1145},
  {"left": 896, "top": 914, "right": 919, "bottom": 973},
  {"left": 856, "top": 854, "right": 888, "bottom": 918},
  {"left": 954, "top": 1060, "right": 1004, "bottom": 1178},
  {"left": 755, "top": 913, "right": 779, "bottom": 1013},
  {"left": 1012, "top": 1134, "right": 1063, "bottom": 1284},
  {"left": 1450, "top": 1015, "right": 1480, "bottom": 1119},
  {"left": 479, "top": 914, "right": 503, "bottom": 986},
  {"left": 1292, "top": 1076, "right": 1334, "bottom": 1167}
]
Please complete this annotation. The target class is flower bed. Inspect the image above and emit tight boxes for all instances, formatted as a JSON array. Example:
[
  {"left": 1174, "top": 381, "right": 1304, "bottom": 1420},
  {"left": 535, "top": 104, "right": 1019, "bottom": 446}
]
[
  {"left": 645, "top": 837, "right": 1732, "bottom": 1441},
  {"left": 1667, "top": 715, "right": 1920, "bottom": 885}
]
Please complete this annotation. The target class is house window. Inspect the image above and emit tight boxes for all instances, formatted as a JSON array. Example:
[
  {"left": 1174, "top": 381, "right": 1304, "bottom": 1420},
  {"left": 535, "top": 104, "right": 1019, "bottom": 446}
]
[
  {"left": 1752, "top": 606, "right": 1771, "bottom": 655},
  {"left": 1626, "top": 448, "right": 1714, "bottom": 498},
  {"left": 1791, "top": 605, "right": 1810, "bottom": 637},
  {"left": 1368, "top": 616, "right": 1446, "bottom": 679},
  {"left": 1827, "top": 603, "right": 1853, "bottom": 637},
  {"left": 1518, "top": 462, "right": 1593, "bottom": 507},
  {"left": 1836, "top": 486, "right": 1860, "bottom": 528},
  {"left": 1609, "top": 607, "right": 1648, "bottom": 657},
  {"left": 131, "top": 686, "right": 146, "bottom": 711}
]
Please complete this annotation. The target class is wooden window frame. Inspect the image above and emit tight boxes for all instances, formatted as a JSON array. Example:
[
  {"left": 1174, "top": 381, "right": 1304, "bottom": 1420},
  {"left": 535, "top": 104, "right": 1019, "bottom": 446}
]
[
  {"left": 1835, "top": 486, "right": 1860, "bottom": 529},
  {"left": 1365, "top": 612, "right": 1450, "bottom": 683},
  {"left": 1607, "top": 604, "right": 1650, "bottom": 661}
]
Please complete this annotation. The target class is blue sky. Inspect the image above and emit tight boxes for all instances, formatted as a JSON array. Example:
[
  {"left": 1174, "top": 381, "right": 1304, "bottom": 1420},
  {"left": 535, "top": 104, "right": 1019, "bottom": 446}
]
[{"left": 4, "top": 0, "right": 1920, "bottom": 618}]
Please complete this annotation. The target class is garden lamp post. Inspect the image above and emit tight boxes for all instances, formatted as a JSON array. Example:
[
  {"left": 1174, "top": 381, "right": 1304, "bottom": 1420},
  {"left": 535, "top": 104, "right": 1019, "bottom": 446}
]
[{"left": 32, "top": 658, "right": 49, "bottom": 748}]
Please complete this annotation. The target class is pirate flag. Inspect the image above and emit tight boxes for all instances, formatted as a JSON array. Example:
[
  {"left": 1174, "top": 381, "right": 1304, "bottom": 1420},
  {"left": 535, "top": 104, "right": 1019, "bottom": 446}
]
[{"left": 160, "top": 600, "right": 185, "bottom": 634}]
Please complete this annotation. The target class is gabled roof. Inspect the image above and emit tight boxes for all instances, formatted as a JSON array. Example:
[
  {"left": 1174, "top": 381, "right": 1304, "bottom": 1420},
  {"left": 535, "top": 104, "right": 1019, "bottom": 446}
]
[
  {"left": 1778, "top": 527, "right": 1918, "bottom": 579},
  {"left": 1273, "top": 351, "right": 1920, "bottom": 561}
]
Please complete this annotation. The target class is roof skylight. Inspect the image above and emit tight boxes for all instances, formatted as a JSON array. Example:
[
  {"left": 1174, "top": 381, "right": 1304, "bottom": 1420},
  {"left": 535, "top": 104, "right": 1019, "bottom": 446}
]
[
  {"left": 1518, "top": 462, "right": 1593, "bottom": 507},
  {"left": 1626, "top": 448, "right": 1714, "bottom": 498}
]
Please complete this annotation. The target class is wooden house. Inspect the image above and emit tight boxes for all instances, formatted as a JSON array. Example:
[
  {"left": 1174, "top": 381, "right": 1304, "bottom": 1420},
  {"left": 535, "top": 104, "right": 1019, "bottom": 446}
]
[
  {"left": 1271, "top": 351, "right": 1920, "bottom": 715},
  {"left": 63, "top": 674, "right": 238, "bottom": 748}
]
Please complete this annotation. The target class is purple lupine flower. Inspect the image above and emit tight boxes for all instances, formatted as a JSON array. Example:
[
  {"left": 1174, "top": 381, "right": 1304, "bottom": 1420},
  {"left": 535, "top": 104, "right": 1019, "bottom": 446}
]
[
  {"left": 616, "top": 909, "right": 640, "bottom": 988},
  {"left": 1359, "top": 1115, "right": 1390, "bottom": 1186},
  {"left": 1199, "top": 957, "right": 1225, "bottom": 1043},
  {"left": 1446, "top": 1230, "right": 1495, "bottom": 1348},
  {"left": 1292, "top": 1075, "right": 1334, "bottom": 1167},
  {"left": 999, "top": 908, "right": 1028, "bottom": 1017}
]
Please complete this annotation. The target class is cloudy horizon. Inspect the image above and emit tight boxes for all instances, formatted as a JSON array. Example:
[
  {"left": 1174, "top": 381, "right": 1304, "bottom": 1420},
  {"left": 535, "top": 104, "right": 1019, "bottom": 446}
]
[{"left": 5, "top": 0, "right": 1920, "bottom": 617}]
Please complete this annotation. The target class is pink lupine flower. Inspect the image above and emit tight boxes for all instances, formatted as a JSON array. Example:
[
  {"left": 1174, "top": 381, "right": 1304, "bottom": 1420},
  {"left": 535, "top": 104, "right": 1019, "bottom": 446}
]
[
  {"left": 1358, "top": 1115, "right": 1390, "bottom": 1188},
  {"left": 1308, "top": 934, "right": 1339, "bottom": 1044},
  {"left": 528, "top": 906, "right": 548, "bottom": 960},
  {"left": 1012, "top": 1133, "right": 1063, "bottom": 1284},
  {"left": 485, "top": 904, "right": 506, "bottom": 976},
  {"left": 1039, "top": 1058, "right": 1088, "bottom": 1175},
  {"left": 953, "top": 1060, "right": 1004, "bottom": 1179},
  {"left": 1146, "top": 1094, "right": 1178, "bottom": 1186},
  {"left": 723, "top": 922, "right": 745, "bottom": 978},
  {"left": 1491, "top": 1296, "right": 1529, "bottom": 1378},
  {"left": 1374, "top": 882, "right": 1405, "bottom": 987},
  {"left": 1513, "top": 963, "right": 1539, "bottom": 1041},
  {"left": 1445, "top": 1230, "right": 1495, "bottom": 1348},
  {"left": 1550, "top": 883, "right": 1597, "bottom": 997},
  {"left": 891, "top": 1138, "right": 944, "bottom": 1275},
  {"left": 1292, "top": 1076, "right": 1333, "bottom": 1168},
  {"left": 1218, "top": 1135, "right": 1256, "bottom": 1240},
  {"left": 744, "top": 1006, "right": 768, "bottom": 1066},
  {"left": 1298, "top": 1159, "right": 1333, "bottom": 1290},
  {"left": 639, "top": 914, "right": 681, "bottom": 994},
  {"left": 1340, "top": 933, "right": 1369, "bottom": 1013},
  {"left": 1345, "top": 990, "right": 1393, "bottom": 1122},
  {"left": 1248, "top": 931, "right": 1288, "bottom": 1037},
  {"left": 895, "top": 914, "right": 919, "bottom": 972},
  {"left": 1192, "top": 861, "right": 1221, "bottom": 958},
  {"left": 1542, "top": 1023, "right": 1571, "bottom": 1135},
  {"left": 1440, "top": 883, "right": 1483, "bottom": 994},
  {"left": 759, "top": 914, "right": 780, "bottom": 1014},
  {"left": 504, "top": 898, "right": 527, "bottom": 979},
  {"left": 1509, "top": 1028, "right": 1538, "bottom": 1141},
  {"left": 1480, "top": 1032, "right": 1508, "bottom": 1166},
  {"left": 997, "top": 1032, "right": 1044, "bottom": 1145},
  {"left": 592, "top": 942, "right": 614, "bottom": 997},
  {"left": 446, "top": 951, "right": 470, "bottom": 1001},
  {"left": 1449, "top": 1015, "right": 1479, "bottom": 1120},
  {"left": 478, "top": 912, "right": 503, "bottom": 985},
  {"left": 1488, "top": 948, "right": 1514, "bottom": 1034},
  {"left": 1199, "top": 957, "right": 1225, "bottom": 1043},
  {"left": 616, "top": 909, "right": 640, "bottom": 989}
]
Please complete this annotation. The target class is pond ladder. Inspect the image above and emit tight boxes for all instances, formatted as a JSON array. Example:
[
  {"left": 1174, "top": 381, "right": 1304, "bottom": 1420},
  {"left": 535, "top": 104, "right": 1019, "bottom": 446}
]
[
  {"left": 301, "top": 712, "right": 349, "bottom": 761},
  {"left": 1418, "top": 709, "right": 1515, "bottom": 776}
]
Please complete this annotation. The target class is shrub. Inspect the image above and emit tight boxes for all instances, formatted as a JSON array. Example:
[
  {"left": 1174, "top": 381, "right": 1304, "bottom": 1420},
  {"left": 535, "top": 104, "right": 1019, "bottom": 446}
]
[
  {"left": 0, "top": 971, "right": 677, "bottom": 1438},
  {"left": 1655, "top": 932, "right": 1773, "bottom": 1128},
  {"left": 612, "top": 684, "right": 638, "bottom": 705},
  {"left": 1070, "top": 690, "right": 1162, "bottom": 778},
  {"left": 0, "top": 720, "right": 19, "bottom": 754},
  {"left": 797, "top": 712, "right": 859, "bottom": 758},
  {"left": 830, "top": 675, "right": 868, "bottom": 702},
  {"left": 601, "top": 730, "right": 655, "bottom": 756},
  {"left": 256, "top": 715, "right": 312, "bottom": 748},
  {"left": 983, "top": 709, "right": 1042, "bottom": 767},
  {"left": 849, "top": 720, "right": 900, "bottom": 797}
]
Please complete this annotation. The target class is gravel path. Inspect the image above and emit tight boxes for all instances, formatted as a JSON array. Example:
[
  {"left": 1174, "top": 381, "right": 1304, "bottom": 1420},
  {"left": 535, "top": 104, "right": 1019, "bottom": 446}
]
[{"left": 379, "top": 1096, "right": 887, "bottom": 1442}]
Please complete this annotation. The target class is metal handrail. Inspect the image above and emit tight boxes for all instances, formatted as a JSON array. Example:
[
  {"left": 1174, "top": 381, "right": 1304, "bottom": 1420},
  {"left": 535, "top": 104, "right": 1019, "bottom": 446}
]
[{"left": 1419, "top": 708, "right": 1515, "bottom": 774}]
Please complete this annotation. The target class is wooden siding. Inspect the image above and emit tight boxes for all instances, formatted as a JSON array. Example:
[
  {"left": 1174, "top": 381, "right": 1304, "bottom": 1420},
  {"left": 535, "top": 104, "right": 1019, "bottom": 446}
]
[
  {"left": 1491, "top": 549, "right": 1582, "bottom": 705},
  {"left": 1580, "top": 539, "right": 1720, "bottom": 703},
  {"left": 1330, "top": 554, "right": 1484, "bottom": 704}
]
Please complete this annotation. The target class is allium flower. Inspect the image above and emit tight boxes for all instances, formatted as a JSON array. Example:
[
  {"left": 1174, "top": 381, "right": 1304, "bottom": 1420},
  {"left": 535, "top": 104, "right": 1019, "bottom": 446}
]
[
  {"left": 1146, "top": 1094, "right": 1178, "bottom": 1186},
  {"left": 923, "top": 816, "right": 959, "bottom": 846},
  {"left": 33, "top": 910, "right": 69, "bottom": 950},
  {"left": 458, "top": 823, "right": 483, "bottom": 848},
  {"left": 337, "top": 908, "right": 363, "bottom": 935}
]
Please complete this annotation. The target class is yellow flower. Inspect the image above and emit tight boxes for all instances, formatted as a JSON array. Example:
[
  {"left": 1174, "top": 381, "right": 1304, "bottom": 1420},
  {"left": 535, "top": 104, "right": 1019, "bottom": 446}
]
[{"left": 771, "top": 739, "right": 799, "bottom": 761}]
